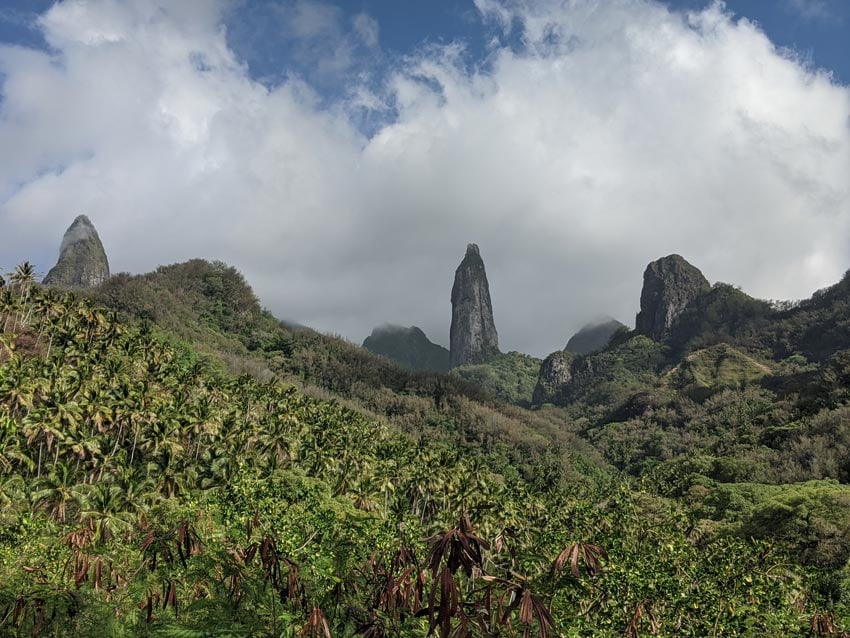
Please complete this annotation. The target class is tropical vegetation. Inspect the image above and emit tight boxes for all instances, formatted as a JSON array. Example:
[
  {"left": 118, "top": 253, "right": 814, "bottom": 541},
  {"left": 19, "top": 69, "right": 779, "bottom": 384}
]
[{"left": 1, "top": 261, "right": 850, "bottom": 636}]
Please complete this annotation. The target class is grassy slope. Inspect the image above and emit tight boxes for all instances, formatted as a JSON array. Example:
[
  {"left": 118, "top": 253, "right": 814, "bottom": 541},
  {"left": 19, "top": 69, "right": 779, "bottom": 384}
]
[{"left": 663, "top": 343, "right": 773, "bottom": 400}]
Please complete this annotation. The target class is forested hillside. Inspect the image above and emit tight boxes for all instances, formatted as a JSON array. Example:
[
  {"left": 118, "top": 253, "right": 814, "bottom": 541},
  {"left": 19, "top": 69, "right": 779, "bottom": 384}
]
[{"left": 1, "top": 261, "right": 850, "bottom": 636}]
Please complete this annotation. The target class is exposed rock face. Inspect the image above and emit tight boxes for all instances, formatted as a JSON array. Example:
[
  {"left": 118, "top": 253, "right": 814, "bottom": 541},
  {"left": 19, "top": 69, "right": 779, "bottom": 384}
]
[
  {"left": 532, "top": 351, "right": 575, "bottom": 405},
  {"left": 566, "top": 318, "right": 627, "bottom": 354},
  {"left": 634, "top": 254, "right": 710, "bottom": 341},
  {"left": 43, "top": 215, "right": 110, "bottom": 288},
  {"left": 363, "top": 325, "right": 450, "bottom": 372},
  {"left": 450, "top": 244, "right": 499, "bottom": 367}
]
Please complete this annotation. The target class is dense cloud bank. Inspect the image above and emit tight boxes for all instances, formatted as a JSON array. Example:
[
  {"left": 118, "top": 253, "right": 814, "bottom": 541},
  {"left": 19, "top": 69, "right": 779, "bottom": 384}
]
[{"left": 1, "top": 0, "right": 848, "bottom": 356}]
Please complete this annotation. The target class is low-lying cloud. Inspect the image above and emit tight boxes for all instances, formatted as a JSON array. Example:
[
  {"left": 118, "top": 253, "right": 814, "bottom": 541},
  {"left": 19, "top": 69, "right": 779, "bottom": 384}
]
[{"left": 1, "top": 0, "right": 849, "bottom": 356}]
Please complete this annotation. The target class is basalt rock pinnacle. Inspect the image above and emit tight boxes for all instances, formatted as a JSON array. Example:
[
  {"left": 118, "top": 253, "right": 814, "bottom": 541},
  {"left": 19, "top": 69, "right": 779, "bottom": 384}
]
[
  {"left": 43, "top": 215, "right": 110, "bottom": 288},
  {"left": 450, "top": 243, "right": 499, "bottom": 367},
  {"left": 635, "top": 254, "right": 710, "bottom": 341}
]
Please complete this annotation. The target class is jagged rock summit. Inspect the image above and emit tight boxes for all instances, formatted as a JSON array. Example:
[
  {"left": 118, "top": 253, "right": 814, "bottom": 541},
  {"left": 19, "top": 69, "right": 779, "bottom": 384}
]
[
  {"left": 43, "top": 215, "right": 110, "bottom": 288},
  {"left": 362, "top": 325, "right": 450, "bottom": 372},
  {"left": 450, "top": 243, "right": 499, "bottom": 367},
  {"left": 566, "top": 317, "right": 627, "bottom": 355},
  {"left": 635, "top": 254, "right": 710, "bottom": 341}
]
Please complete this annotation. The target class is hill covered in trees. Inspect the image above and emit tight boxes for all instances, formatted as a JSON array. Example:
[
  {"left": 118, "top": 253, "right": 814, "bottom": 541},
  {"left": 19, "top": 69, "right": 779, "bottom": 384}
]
[
  {"left": 3, "top": 258, "right": 850, "bottom": 636},
  {"left": 362, "top": 325, "right": 450, "bottom": 373}
]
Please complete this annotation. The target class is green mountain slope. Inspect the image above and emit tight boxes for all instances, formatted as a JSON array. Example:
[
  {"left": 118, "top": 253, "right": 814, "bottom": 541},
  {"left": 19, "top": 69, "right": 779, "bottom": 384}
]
[
  {"left": 2, "top": 276, "right": 844, "bottom": 636},
  {"left": 532, "top": 266, "right": 850, "bottom": 482},
  {"left": 362, "top": 325, "right": 450, "bottom": 372},
  {"left": 6, "top": 255, "right": 850, "bottom": 635},
  {"left": 88, "top": 260, "right": 599, "bottom": 484},
  {"left": 665, "top": 275, "right": 850, "bottom": 361}
]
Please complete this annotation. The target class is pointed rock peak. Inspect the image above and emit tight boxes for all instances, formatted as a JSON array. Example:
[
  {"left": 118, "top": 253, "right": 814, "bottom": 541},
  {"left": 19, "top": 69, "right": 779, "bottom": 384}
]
[
  {"left": 458, "top": 243, "right": 485, "bottom": 270},
  {"left": 43, "top": 215, "right": 110, "bottom": 289},
  {"left": 658, "top": 254, "right": 695, "bottom": 269},
  {"left": 59, "top": 214, "right": 98, "bottom": 250},
  {"left": 450, "top": 243, "right": 499, "bottom": 367},
  {"left": 635, "top": 254, "right": 710, "bottom": 341},
  {"left": 644, "top": 255, "right": 708, "bottom": 286}
]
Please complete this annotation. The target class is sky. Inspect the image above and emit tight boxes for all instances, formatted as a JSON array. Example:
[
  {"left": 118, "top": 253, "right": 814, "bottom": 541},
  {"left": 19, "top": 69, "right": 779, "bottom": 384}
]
[{"left": 0, "top": 0, "right": 849, "bottom": 357}]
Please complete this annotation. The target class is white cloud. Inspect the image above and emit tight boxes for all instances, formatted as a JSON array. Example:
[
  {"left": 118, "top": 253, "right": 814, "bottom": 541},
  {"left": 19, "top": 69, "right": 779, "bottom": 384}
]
[
  {"left": 260, "top": 0, "right": 380, "bottom": 78},
  {"left": 785, "top": 0, "right": 833, "bottom": 21},
  {"left": 352, "top": 13, "right": 379, "bottom": 50},
  {"left": 1, "top": 0, "right": 849, "bottom": 357}
]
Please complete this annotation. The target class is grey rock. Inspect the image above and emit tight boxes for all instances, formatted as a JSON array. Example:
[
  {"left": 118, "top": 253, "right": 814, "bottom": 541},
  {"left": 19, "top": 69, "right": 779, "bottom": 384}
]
[
  {"left": 450, "top": 243, "right": 499, "bottom": 367},
  {"left": 566, "top": 317, "right": 627, "bottom": 354},
  {"left": 363, "top": 325, "right": 450, "bottom": 372},
  {"left": 532, "top": 350, "right": 575, "bottom": 405},
  {"left": 635, "top": 254, "right": 710, "bottom": 341},
  {"left": 43, "top": 215, "right": 110, "bottom": 288}
]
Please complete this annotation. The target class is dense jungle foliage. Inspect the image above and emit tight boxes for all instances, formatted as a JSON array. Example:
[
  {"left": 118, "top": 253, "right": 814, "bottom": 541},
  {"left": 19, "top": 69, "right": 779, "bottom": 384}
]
[
  {"left": 452, "top": 352, "right": 542, "bottom": 407},
  {"left": 2, "top": 260, "right": 850, "bottom": 636}
]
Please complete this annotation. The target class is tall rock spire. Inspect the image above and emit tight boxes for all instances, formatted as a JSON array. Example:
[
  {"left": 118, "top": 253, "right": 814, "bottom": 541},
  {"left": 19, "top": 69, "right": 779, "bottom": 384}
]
[
  {"left": 43, "top": 215, "right": 110, "bottom": 288},
  {"left": 635, "top": 254, "right": 710, "bottom": 341},
  {"left": 450, "top": 243, "right": 499, "bottom": 367}
]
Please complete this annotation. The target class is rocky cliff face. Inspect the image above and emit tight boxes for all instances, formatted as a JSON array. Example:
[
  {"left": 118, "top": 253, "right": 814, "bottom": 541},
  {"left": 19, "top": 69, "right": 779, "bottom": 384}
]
[
  {"left": 634, "top": 254, "right": 710, "bottom": 341},
  {"left": 363, "top": 325, "right": 450, "bottom": 372},
  {"left": 43, "top": 215, "right": 110, "bottom": 288},
  {"left": 532, "top": 351, "right": 575, "bottom": 405},
  {"left": 450, "top": 244, "right": 499, "bottom": 367},
  {"left": 566, "top": 318, "right": 627, "bottom": 354}
]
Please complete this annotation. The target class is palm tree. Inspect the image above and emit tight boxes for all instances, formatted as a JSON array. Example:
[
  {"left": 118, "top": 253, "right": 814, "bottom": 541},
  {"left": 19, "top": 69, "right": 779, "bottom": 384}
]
[
  {"left": 9, "top": 261, "right": 36, "bottom": 330},
  {"left": 0, "top": 473, "right": 26, "bottom": 521},
  {"left": 31, "top": 462, "right": 80, "bottom": 523},
  {"left": 114, "top": 468, "right": 157, "bottom": 518},
  {"left": 0, "top": 354, "right": 35, "bottom": 417},
  {"left": 77, "top": 481, "right": 135, "bottom": 542},
  {"left": 10, "top": 261, "right": 36, "bottom": 294},
  {"left": 0, "top": 288, "right": 17, "bottom": 334},
  {"left": 34, "top": 290, "right": 68, "bottom": 356},
  {"left": 0, "top": 425, "right": 34, "bottom": 475}
]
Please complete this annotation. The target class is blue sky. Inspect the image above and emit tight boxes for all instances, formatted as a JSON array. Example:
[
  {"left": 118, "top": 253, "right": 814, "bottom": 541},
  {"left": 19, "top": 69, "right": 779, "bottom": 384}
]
[
  {"left": 3, "top": 1, "right": 848, "bottom": 102},
  {"left": 1, "top": 1, "right": 849, "bottom": 355},
  {"left": 234, "top": 0, "right": 850, "bottom": 94}
]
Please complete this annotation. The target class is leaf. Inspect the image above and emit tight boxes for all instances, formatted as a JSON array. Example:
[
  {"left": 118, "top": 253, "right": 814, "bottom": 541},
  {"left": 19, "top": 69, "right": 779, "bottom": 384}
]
[
  {"left": 300, "top": 607, "right": 332, "bottom": 638},
  {"left": 550, "top": 543, "right": 607, "bottom": 579},
  {"left": 624, "top": 600, "right": 659, "bottom": 638}
]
